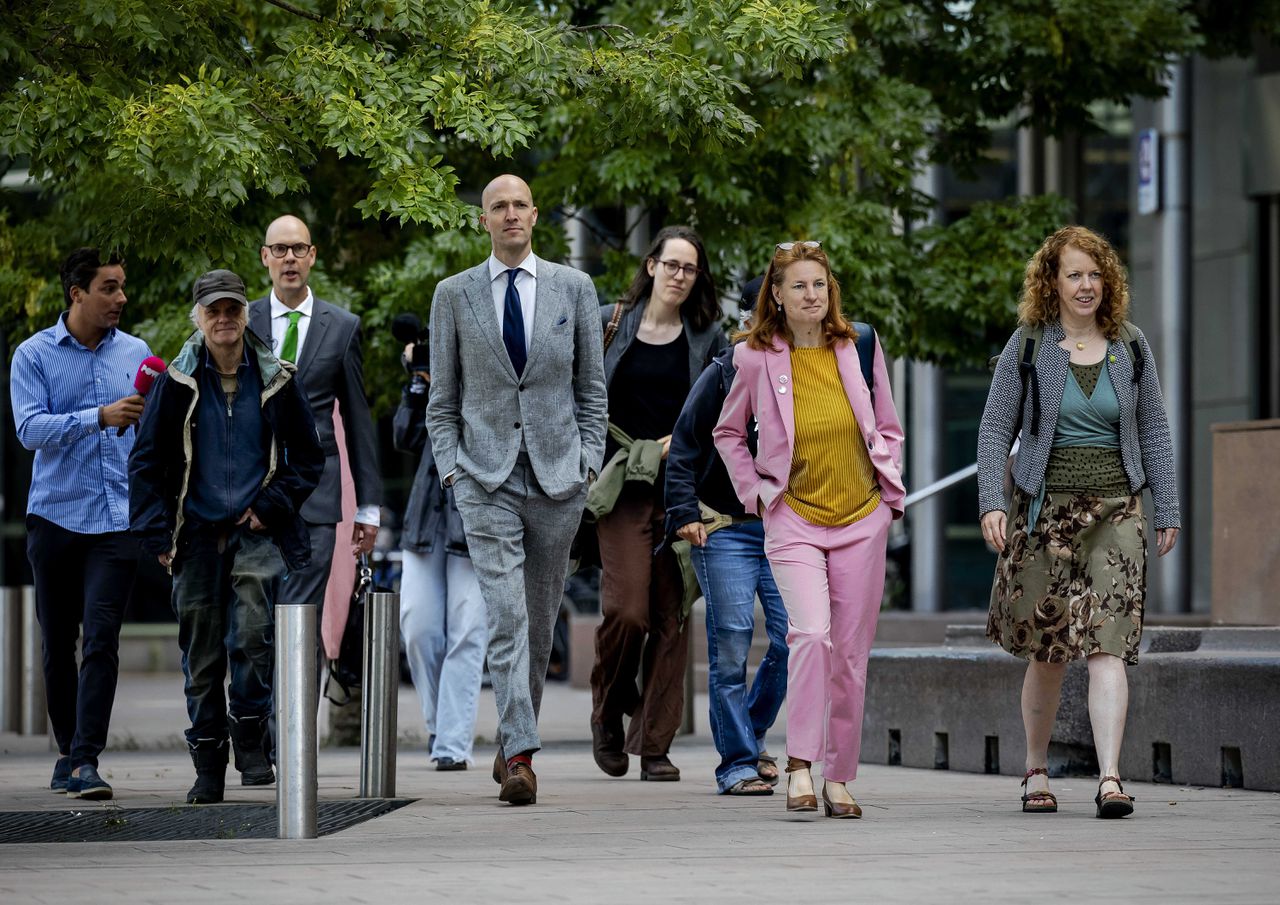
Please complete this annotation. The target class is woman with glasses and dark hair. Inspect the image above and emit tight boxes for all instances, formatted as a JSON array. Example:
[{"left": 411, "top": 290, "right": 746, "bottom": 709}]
[
  {"left": 713, "top": 242, "right": 905, "bottom": 818},
  {"left": 589, "top": 225, "right": 728, "bottom": 782}
]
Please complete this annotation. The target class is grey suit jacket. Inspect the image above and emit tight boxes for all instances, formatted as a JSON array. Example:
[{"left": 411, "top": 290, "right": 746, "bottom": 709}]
[
  {"left": 249, "top": 296, "right": 382, "bottom": 524},
  {"left": 425, "top": 257, "right": 607, "bottom": 501}
]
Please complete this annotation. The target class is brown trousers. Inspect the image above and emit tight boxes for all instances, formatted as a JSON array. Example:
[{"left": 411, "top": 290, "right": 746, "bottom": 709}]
[{"left": 589, "top": 481, "right": 687, "bottom": 756}]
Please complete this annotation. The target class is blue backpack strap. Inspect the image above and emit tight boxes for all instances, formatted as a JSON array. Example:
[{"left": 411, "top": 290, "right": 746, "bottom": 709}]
[{"left": 853, "top": 322, "right": 875, "bottom": 407}]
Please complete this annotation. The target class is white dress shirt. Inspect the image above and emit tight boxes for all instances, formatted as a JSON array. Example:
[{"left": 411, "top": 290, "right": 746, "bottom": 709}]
[
  {"left": 268, "top": 288, "right": 315, "bottom": 360},
  {"left": 269, "top": 287, "right": 378, "bottom": 527},
  {"left": 487, "top": 252, "right": 537, "bottom": 356}
]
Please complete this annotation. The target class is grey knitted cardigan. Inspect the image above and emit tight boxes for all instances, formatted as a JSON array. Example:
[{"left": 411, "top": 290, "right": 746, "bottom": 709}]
[{"left": 976, "top": 320, "right": 1181, "bottom": 530}]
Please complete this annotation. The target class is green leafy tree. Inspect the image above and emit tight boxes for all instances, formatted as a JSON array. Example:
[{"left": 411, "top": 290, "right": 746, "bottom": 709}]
[{"left": 1, "top": 1, "right": 1269, "bottom": 412}]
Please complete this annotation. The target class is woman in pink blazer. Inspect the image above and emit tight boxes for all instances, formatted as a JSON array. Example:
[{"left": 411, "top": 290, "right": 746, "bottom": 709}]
[{"left": 712, "top": 242, "right": 904, "bottom": 818}]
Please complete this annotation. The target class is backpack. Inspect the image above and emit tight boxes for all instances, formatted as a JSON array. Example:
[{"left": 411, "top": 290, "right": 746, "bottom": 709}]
[
  {"left": 852, "top": 322, "right": 876, "bottom": 406},
  {"left": 989, "top": 321, "right": 1144, "bottom": 440},
  {"left": 987, "top": 321, "right": 1144, "bottom": 512}
]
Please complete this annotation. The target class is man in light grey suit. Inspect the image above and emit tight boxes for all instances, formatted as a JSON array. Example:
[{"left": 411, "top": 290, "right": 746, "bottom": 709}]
[
  {"left": 249, "top": 216, "right": 382, "bottom": 609},
  {"left": 426, "top": 174, "right": 607, "bottom": 805}
]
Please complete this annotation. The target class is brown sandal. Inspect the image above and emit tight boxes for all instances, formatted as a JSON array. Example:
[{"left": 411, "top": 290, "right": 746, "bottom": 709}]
[
  {"left": 1021, "top": 768, "right": 1058, "bottom": 813},
  {"left": 1095, "top": 775, "right": 1135, "bottom": 819},
  {"left": 757, "top": 752, "right": 779, "bottom": 786}
]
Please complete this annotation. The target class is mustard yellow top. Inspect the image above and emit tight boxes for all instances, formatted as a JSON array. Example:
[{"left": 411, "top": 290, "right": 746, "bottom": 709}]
[{"left": 783, "top": 346, "right": 881, "bottom": 526}]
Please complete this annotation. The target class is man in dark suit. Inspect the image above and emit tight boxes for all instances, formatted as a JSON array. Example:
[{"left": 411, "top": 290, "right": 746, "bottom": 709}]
[{"left": 249, "top": 215, "right": 382, "bottom": 617}]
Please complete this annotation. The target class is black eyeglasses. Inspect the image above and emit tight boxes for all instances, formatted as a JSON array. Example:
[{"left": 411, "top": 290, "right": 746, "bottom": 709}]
[
  {"left": 656, "top": 259, "right": 700, "bottom": 279},
  {"left": 264, "top": 242, "right": 313, "bottom": 258},
  {"left": 776, "top": 241, "right": 821, "bottom": 251}
]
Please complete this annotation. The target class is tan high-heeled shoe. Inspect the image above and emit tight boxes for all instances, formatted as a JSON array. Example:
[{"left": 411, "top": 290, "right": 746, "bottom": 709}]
[
  {"left": 785, "top": 756, "right": 817, "bottom": 812},
  {"left": 822, "top": 780, "right": 862, "bottom": 819}
]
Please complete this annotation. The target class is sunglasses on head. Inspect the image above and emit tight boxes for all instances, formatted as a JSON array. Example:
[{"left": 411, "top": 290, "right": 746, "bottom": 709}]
[{"left": 775, "top": 241, "right": 821, "bottom": 251}]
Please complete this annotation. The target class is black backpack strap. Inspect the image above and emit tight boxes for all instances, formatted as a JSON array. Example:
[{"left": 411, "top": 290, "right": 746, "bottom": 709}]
[
  {"left": 1018, "top": 326, "right": 1042, "bottom": 437},
  {"left": 853, "top": 322, "right": 875, "bottom": 407},
  {"left": 1118, "top": 321, "right": 1144, "bottom": 384}
]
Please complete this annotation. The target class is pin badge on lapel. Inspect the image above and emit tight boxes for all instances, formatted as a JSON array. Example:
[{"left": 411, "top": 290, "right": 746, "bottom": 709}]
[{"left": 777, "top": 373, "right": 788, "bottom": 394}]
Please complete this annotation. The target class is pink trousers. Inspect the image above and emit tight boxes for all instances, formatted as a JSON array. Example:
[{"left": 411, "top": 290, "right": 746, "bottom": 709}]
[{"left": 764, "top": 501, "right": 891, "bottom": 782}]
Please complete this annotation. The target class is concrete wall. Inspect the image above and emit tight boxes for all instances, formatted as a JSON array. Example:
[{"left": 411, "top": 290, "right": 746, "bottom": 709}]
[
  {"left": 862, "top": 627, "right": 1280, "bottom": 791},
  {"left": 1211, "top": 420, "right": 1280, "bottom": 624}
]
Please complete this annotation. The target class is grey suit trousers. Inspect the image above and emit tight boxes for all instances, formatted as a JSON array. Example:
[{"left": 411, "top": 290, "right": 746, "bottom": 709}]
[{"left": 451, "top": 457, "right": 586, "bottom": 757}]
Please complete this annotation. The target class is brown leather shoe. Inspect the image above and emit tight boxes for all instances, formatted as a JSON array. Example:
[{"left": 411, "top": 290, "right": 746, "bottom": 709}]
[
  {"left": 492, "top": 748, "right": 507, "bottom": 786},
  {"left": 822, "top": 781, "right": 862, "bottom": 819},
  {"left": 639, "top": 755, "right": 680, "bottom": 782},
  {"left": 499, "top": 762, "right": 537, "bottom": 805},
  {"left": 785, "top": 756, "right": 817, "bottom": 812},
  {"left": 591, "top": 722, "right": 629, "bottom": 777}
]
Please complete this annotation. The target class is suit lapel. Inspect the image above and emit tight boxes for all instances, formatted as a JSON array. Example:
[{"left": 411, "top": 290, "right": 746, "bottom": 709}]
[
  {"left": 249, "top": 301, "right": 272, "bottom": 352},
  {"left": 297, "top": 298, "right": 329, "bottom": 378},
  {"left": 522, "top": 257, "right": 557, "bottom": 376},
  {"left": 764, "top": 337, "right": 795, "bottom": 453},
  {"left": 463, "top": 263, "right": 516, "bottom": 380}
]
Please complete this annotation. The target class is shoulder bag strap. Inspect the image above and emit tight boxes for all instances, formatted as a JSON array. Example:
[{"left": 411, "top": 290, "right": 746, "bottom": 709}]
[{"left": 603, "top": 304, "right": 624, "bottom": 352}]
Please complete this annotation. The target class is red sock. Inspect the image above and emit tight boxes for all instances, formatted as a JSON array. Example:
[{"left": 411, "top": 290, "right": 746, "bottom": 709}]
[{"left": 507, "top": 752, "right": 533, "bottom": 770}]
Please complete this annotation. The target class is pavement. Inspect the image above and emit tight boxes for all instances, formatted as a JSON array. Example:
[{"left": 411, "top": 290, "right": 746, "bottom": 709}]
[{"left": 1, "top": 673, "right": 1278, "bottom": 904}]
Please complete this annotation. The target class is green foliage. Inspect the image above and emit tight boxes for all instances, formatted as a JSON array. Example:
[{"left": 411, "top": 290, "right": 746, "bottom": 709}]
[
  {"left": 910, "top": 194, "right": 1077, "bottom": 365},
  {"left": 0, "top": 0, "right": 1270, "bottom": 410}
]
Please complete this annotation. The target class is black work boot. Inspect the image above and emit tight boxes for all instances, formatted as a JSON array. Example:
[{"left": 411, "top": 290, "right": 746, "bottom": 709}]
[
  {"left": 228, "top": 714, "right": 275, "bottom": 786},
  {"left": 187, "top": 742, "right": 229, "bottom": 804}
]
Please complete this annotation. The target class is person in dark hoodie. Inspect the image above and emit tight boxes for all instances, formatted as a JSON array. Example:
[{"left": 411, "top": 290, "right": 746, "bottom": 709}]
[
  {"left": 129, "top": 269, "right": 322, "bottom": 805},
  {"left": 663, "top": 275, "right": 788, "bottom": 795}
]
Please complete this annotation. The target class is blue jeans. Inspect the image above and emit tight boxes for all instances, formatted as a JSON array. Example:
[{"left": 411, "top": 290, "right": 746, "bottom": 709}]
[
  {"left": 171, "top": 524, "right": 283, "bottom": 747},
  {"left": 692, "top": 520, "right": 789, "bottom": 792},
  {"left": 400, "top": 534, "right": 488, "bottom": 762}
]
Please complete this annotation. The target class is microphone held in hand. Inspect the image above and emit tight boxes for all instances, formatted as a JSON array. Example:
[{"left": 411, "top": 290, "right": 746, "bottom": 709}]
[{"left": 118, "top": 355, "right": 166, "bottom": 436}]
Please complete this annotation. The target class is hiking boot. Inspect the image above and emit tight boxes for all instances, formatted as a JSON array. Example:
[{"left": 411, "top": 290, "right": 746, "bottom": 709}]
[
  {"left": 591, "top": 721, "right": 628, "bottom": 777},
  {"left": 187, "top": 742, "right": 229, "bottom": 805},
  {"left": 229, "top": 714, "right": 275, "bottom": 786}
]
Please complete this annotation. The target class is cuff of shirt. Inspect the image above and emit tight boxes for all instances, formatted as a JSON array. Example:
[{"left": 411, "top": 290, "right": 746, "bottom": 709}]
[
  {"left": 81, "top": 406, "right": 102, "bottom": 434},
  {"left": 354, "top": 504, "right": 380, "bottom": 526}
]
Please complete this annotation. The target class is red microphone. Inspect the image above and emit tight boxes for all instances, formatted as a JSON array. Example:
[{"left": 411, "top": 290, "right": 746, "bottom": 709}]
[{"left": 119, "top": 355, "right": 166, "bottom": 436}]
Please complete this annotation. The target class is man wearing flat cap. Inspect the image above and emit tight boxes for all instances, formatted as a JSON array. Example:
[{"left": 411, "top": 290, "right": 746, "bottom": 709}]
[{"left": 129, "top": 269, "right": 323, "bottom": 804}]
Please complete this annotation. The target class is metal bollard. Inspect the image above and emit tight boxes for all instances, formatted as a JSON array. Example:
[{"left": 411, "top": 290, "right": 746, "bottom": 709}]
[
  {"left": 359, "top": 591, "right": 399, "bottom": 798},
  {"left": 20, "top": 586, "right": 47, "bottom": 736},
  {"left": 1, "top": 587, "right": 23, "bottom": 733},
  {"left": 275, "top": 603, "right": 317, "bottom": 839}
]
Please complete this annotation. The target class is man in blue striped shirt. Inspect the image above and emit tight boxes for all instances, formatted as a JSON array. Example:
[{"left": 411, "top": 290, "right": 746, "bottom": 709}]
[{"left": 10, "top": 247, "right": 153, "bottom": 800}]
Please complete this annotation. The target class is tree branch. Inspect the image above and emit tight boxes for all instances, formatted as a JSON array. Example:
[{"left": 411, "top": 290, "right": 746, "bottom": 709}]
[{"left": 263, "top": 0, "right": 326, "bottom": 25}]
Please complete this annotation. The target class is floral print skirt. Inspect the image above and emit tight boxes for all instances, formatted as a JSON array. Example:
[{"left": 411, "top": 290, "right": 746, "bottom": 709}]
[{"left": 987, "top": 488, "right": 1147, "bottom": 665}]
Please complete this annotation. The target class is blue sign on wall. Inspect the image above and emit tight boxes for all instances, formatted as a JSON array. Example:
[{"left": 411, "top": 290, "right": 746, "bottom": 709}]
[{"left": 1137, "top": 128, "right": 1160, "bottom": 215}]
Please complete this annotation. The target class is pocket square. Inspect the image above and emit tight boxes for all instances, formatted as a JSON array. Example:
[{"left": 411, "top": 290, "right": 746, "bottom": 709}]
[{"left": 555, "top": 315, "right": 568, "bottom": 326}]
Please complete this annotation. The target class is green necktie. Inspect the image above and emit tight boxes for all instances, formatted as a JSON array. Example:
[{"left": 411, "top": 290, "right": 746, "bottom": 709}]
[{"left": 280, "top": 311, "right": 302, "bottom": 362}]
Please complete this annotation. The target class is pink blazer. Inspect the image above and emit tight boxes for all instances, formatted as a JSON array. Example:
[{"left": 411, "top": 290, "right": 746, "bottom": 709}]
[{"left": 712, "top": 334, "right": 906, "bottom": 520}]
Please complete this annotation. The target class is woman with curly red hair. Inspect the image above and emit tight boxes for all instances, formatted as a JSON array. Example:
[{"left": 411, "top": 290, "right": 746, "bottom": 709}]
[
  {"left": 713, "top": 242, "right": 905, "bottom": 818},
  {"left": 977, "top": 226, "right": 1180, "bottom": 819}
]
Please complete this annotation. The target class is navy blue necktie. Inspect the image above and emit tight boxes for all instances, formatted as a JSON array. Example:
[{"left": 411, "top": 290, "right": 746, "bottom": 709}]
[{"left": 502, "top": 268, "right": 527, "bottom": 376}]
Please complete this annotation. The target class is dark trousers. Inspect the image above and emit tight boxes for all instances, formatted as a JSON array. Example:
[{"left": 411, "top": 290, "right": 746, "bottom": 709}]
[
  {"left": 590, "top": 482, "right": 687, "bottom": 757},
  {"left": 25, "top": 515, "right": 138, "bottom": 769},
  {"left": 282, "top": 521, "right": 335, "bottom": 682},
  {"left": 172, "top": 524, "right": 282, "bottom": 747}
]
